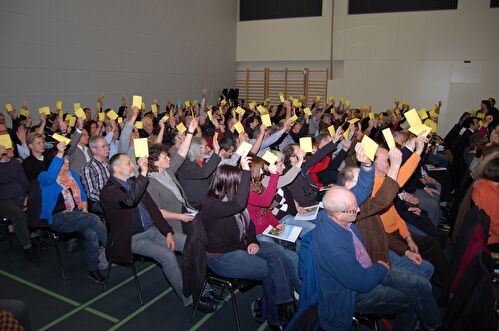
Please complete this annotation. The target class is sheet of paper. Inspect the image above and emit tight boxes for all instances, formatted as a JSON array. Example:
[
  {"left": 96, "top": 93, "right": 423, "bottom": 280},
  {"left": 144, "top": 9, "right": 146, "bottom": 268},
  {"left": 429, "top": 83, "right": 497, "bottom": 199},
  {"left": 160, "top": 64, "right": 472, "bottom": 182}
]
[
  {"left": 236, "top": 106, "right": 245, "bottom": 115},
  {"left": 73, "top": 103, "right": 81, "bottom": 112},
  {"left": 292, "top": 99, "right": 300, "bottom": 108},
  {"left": 234, "top": 121, "right": 245, "bottom": 134},
  {"left": 107, "top": 110, "right": 118, "bottom": 120},
  {"left": 176, "top": 122, "right": 187, "bottom": 133},
  {"left": 235, "top": 141, "right": 252, "bottom": 156},
  {"left": 5, "top": 104, "right": 13, "bottom": 112},
  {"left": 299, "top": 137, "right": 313, "bottom": 153},
  {"left": 132, "top": 95, "right": 142, "bottom": 109},
  {"left": 151, "top": 104, "right": 158, "bottom": 113},
  {"left": 56, "top": 100, "right": 62, "bottom": 110},
  {"left": 0, "top": 134, "right": 13, "bottom": 149},
  {"left": 68, "top": 116, "right": 76, "bottom": 127},
  {"left": 98, "top": 112, "right": 105, "bottom": 121},
  {"left": 262, "top": 150, "right": 278, "bottom": 164},
  {"left": 289, "top": 114, "right": 298, "bottom": 123},
  {"left": 161, "top": 115, "right": 169, "bottom": 122},
  {"left": 135, "top": 121, "right": 143, "bottom": 129},
  {"left": 304, "top": 107, "right": 312, "bottom": 116},
  {"left": 382, "top": 128, "right": 396, "bottom": 149},
  {"left": 52, "top": 133, "right": 71, "bottom": 145},
  {"left": 133, "top": 138, "right": 149, "bottom": 157},
  {"left": 361, "top": 135, "right": 379, "bottom": 161},
  {"left": 261, "top": 114, "right": 272, "bottom": 127},
  {"left": 75, "top": 108, "right": 86, "bottom": 119},
  {"left": 257, "top": 105, "right": 266, "bottom": 114}
]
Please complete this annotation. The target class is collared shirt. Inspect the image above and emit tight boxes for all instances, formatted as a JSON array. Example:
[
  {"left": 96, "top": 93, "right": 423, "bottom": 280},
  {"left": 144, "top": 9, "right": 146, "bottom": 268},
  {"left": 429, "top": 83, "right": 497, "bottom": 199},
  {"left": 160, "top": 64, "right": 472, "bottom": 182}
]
[
  {"left": 345, "top": 223, "right": 372, "bottom": 268},
  {"left": 81, "top": 157, "right": 110, "bottom": 201},
  {"left": 78, "top": 144, "right": 91, "bottom": 163},
  {"left": 113, "top": 176, "right": 153, "bottom": 231}
]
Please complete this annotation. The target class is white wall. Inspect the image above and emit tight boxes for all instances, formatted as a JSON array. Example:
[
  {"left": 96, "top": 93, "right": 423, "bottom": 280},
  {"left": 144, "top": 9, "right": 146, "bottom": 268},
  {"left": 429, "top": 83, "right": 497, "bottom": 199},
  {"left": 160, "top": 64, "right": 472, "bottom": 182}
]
[
  {"left": 0, "top": 0, "right": 236, "bottom": 122},
  {"left": 236, "top": 0, "right": 499, "bottom": 135}
]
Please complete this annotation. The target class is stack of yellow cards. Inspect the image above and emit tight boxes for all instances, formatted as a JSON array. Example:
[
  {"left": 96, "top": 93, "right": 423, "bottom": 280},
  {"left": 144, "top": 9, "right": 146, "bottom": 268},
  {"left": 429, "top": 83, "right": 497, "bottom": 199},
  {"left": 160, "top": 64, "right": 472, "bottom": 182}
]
[
  {"left": 234, "top": 122, "right": 245, "bottom": 134},
  {"left": 361, "top": 135, "right": 379, "bottom": 161},
  {"left": 134, "top": 138, "right": 149, "bottom": 157},
  {"left": 52, "top": 133, "right": 71, "bottom": 145},
  {"left": 299, "top": 137, "right": 313, "bottom": 153},
  {"left": 0, "top": 134, "right": 13, "bottom": 149},
  {"left": 262, "top": 151, "right": 278, "bottom": 165},
  {"left": 235, "top": 141, "right": 252, "bottom": 156}
]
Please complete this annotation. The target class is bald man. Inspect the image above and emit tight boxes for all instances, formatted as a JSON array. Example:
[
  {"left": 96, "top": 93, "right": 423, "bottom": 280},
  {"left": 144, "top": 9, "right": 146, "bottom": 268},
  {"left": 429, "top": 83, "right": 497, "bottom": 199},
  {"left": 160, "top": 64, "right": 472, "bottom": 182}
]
[{"left": 311, "top": 187, "right": 440, "bottom": 331}]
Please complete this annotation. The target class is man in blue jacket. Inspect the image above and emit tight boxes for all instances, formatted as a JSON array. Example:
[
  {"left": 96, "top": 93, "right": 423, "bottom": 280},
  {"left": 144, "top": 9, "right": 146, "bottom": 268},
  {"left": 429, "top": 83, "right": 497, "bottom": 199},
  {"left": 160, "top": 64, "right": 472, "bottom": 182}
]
[{"left": 312, "top": 187, "right": 440, "bottom": 331}]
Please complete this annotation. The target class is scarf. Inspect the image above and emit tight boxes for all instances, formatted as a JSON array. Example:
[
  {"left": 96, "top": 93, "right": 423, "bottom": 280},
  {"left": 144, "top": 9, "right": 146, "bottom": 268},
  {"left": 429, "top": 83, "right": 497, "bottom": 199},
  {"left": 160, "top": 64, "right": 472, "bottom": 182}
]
[
  {"left": 149, "top": 171, "right": 186, "bottom": 205},
  {"left": 223, "top": 197, "right": 250, "bottom": 243},
  {"left": 56, "top": 170, "right": 83, "bottom": 211}
]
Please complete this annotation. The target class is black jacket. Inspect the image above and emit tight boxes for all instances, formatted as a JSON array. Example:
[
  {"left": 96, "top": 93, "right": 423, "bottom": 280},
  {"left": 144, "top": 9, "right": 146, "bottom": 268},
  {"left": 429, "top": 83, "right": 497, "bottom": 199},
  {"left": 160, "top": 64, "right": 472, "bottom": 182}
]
[{"left": 181, "top": 216, "right": 207, "bottom": 301}]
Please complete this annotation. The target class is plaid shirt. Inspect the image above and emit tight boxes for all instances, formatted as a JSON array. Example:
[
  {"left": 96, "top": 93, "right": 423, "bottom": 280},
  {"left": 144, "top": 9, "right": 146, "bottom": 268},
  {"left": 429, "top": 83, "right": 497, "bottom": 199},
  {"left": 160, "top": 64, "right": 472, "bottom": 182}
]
[{"left": 81, "top": 157, "right": 110, "bottom": 201}]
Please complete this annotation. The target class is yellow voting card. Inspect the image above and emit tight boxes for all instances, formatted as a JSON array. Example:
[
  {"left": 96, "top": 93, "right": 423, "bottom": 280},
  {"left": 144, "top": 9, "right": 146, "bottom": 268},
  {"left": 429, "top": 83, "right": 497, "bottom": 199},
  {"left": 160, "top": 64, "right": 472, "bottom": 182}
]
[
  {"left": 424, "top": 119, "right": 437, "bottom": 132},
  {"left": 107, "top": 110, "right": 118, "bottom": 120},
  {"left": 257, "top": 105, "right": 267, "bottom": 114},
  {"left": 348, "top": 118, "right": 359, "bottom": 124},
  {"left": 20, "top": 109, "right": 29, "bottom": 117},
  {"left": 75, "top": 108, "right": 86, "bottom": 119},
  {"left": 98, "top": 112, "right": 105, "bottom": 121},
  {"left": 262, "top": 150, "right": 278, "bottom": 165},
  {"left": 418, "top": 108, "right": 428, "bottom": 120},
  {"left": 289, "top": 114, "right": 298, "bottom": 122},
  {"left": 234, "top": 122, "right": 245, "bottom": 134},
  {"left": 56, "top": 100, "right": 62, "bottom": 110},
  {"left": 5, "top": 104, "right": 13, "bottom": 112},
  {"left": 117, "top": 117, "right": 123, "bottom": 124},
  {"left": 135, "top": 121, "right": 143, "bottom": 129},
  {"left": 369, "top": 112, "right": 376, "bottom": 119},
  {"left": 476, "top": 112, "right": 484, "bottom": 119},
  {"left": 299, "top": 137, "right": 313, "bottom": 153},
  {"left": 134, "top": 138, "right": 149, "bottom": 157},
  {"left": 261, "top": 114, "right": 272, "bottom": 127},
  {"left": 52, "top": 133, "right": 71, "bottom": 145},
  {"left": 279, "top": 94, "right": 285, "bottom": 103},
  {"left": 68, "top": 116, "right": 76, "bottom": 127},
  {"left": 343, "top": 127, "right": 351, "bottom": 140},
  {"left": 176, "top": 122, "right": 187, "bottom": 133},
  {"left": 161, "top": 115, "right": 169, "bottom": 122},
  {"left": 151, "top": 104, "right": 158, "bottom": 113},
  {"left": 185, "top": 101, "right": 191, "bottom": 108},
  {"left": 304, "top": 107, "right": 312, "bottom": 116},
  {"left": 220, "top": 99, "right": 227, "bottom": 106},
  {"left": 404, "top": 108, "right": 422, "bottom": 128},
  {"left": 236, "top": 106, "right": 245, "bottom": 115},
  {"left": 132, "top": 95, "right": 142, "bottom": 109},
  {"left": 292, "top": 99, "right": 300, "bottom": 108},
  {"left": 213, "top": 131, "right": 218, "bottom": 142},
  {"left": 361, "top": 135, "right": 379, "bottom": 161},
  {"left": 382, "top": 128, "right": 396, "bottom": 149},
  {"left": 235, "top": 141, "right": 252, "bottom": 156},
  {"left": 73, "top": 103, "right": 81, "bottom": 112},
  {"left": 207, "top": 110, "right": 213, "bottom": 120},
  {"left": 345, "top": 99, "right": 351, "bottom": 107},
  {"left": 327, "top": 125, "right": 336, "bottom": 137},
  {"left": 39, "top": 107, "right": 51, "bottom": 115},
  {"left": 0, "top": 134, "right": 13, "bottom": 149}
]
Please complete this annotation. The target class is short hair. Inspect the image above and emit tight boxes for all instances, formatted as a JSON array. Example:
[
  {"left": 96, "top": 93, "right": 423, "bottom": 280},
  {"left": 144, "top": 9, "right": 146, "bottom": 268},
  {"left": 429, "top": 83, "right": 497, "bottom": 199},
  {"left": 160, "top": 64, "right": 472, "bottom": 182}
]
[
  {"left": 109, "top": 153, "right": 127, "bottom": 175},
  {"left": 148, "top": 144, "right": 169, "bottom": 173},
  {"left": 462, "top": 117, "right": 478, "bottom": 129},
  {"left": 482, "top": 157, "right": 499, "bottom": 182},
  {"left": 322, "top": 187, "right": 352, "bottom": 214},
  {"left": 283, "top": 143, "right": 298, "bottom": 165},
  {"left": 27, "top": 132, "right": 43, "bottom": 146},
  {"left": 219, "top": 137, "right": 236, "bottom": 152},
  {"left": 88, "top": 135, "right": 106, "bottom": 149},
  {"left": 315, "top": 133, "right": 329, "bottom": 146},
  {"left": 336, "top": 167, "right": 355, "bottom": 187},
  {"left": 84, "top": 120, "right": 97, "bottom": 135}
]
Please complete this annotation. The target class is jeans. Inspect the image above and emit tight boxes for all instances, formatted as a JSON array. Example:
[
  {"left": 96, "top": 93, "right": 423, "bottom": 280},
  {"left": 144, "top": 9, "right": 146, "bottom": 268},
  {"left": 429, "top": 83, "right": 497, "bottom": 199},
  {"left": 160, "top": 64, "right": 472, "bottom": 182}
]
[
  {"left": 0, "top": 198, "right": 31, "bottom": 249},
  {"left": 414, "top": 187, "right": 441, "bottom": 226},
  {"left": 389, "top": 250, "right": 434, "bottom": 280},
  {"left": 51, "top": 210, "right": 107, "bottom": 272},
  {"left": 426, "top": 152, "right": 449, "bottom": 168},
  {"left": 207, "top": 241, "right": 293, "bottom": 325},
  {"left": 256, "top": 234, "right": 301, "bottom": 292},
  {"left": 131, "top": 226, "right": 191, "bottom": 306},
  {"left": 356, "top": 270, "right": 441, "bottom": 331}
]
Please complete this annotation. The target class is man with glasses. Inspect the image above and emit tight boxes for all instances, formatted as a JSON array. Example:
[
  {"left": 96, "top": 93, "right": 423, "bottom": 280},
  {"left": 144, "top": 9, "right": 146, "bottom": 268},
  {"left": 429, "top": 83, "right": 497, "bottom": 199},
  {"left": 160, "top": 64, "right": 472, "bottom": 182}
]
[
  {"left": 81, "top": 136, "right": 110, "bottom": 215},
  {"left": 67, "top": 118, "right": 92, "bottom": 176},
  {"left": 312, "top": 186, "right": 441, "bottom": 331}
]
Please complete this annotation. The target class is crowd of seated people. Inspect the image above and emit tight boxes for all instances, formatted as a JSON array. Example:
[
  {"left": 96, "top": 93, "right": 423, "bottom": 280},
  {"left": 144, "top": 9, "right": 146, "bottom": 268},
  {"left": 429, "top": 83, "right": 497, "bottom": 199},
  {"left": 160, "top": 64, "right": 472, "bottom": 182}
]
[{"left": 0, "top": 93, "right": 498, "bottom": 330}]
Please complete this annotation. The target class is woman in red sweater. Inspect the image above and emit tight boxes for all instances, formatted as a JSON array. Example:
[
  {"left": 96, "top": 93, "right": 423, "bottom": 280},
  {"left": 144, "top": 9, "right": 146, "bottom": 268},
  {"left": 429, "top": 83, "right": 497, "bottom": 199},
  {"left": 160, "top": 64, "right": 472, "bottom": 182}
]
[{"left": 247, "top": 156, "right": 301, "bottom": 292}]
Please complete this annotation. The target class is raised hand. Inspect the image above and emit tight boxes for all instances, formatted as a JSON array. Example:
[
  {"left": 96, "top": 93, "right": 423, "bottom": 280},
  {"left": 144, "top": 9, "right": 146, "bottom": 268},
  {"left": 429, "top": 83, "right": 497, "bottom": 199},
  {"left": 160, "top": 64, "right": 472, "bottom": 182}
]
[
  {"left": 16, "top": 126, "right": 27, "bottom": 145},
  {"left": 240, "top": 156, "right": 252, "bottom": 170}
]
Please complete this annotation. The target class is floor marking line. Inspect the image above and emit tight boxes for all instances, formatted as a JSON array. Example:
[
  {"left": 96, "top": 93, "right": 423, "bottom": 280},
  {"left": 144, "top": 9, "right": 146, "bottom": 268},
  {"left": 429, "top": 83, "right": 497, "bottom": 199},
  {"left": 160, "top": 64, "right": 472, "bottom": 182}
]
[
  {"left": 188, "top": 289, "right": 240, "bottom": 331},
  {"left": 107, "top": 287, "right": 173, "bottom": 331},
  {"left": 256, "top": 321, "right": 268, "bottom": 331},
  {"left": 37, "top": 264, "right": 157, "bottom": 330}
]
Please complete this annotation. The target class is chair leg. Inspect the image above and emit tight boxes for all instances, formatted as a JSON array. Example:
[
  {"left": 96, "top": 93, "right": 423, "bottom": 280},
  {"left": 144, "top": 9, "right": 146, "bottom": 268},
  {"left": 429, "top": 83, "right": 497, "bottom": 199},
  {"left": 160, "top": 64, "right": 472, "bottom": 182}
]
[
  {"left": 6, "top": 229, "right": 15, "bottom": 257},
  {"left": 228, "top": 284, "right": 241, "bottom": 331},
  {"left": 373, "top": 319, "right": 378, "bottom": 331},
  {"left": 131, "top": 263, "right": 144, "bottom": 306},
  {"left": 352, "top": 316, "right": 360, "bottom": 331},
  {"left": 103, "top": 260, "right": 113, "bottom": 291},
  {"left": 190, "top": 277, "right": 209, "bottom": 322},
  {"left": 53, "top": 239, "right": 66, "bottom": 280}
]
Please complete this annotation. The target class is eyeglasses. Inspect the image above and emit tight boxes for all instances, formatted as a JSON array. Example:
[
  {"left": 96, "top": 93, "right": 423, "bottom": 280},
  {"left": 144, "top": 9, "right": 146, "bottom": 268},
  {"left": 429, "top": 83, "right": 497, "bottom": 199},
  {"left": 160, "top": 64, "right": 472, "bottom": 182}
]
[
  {"left": 94, "top": 144, "right": 109, "bottom": 149},
  {"left": 338, "top": 205, "right": 360, "bottom": 214}
]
